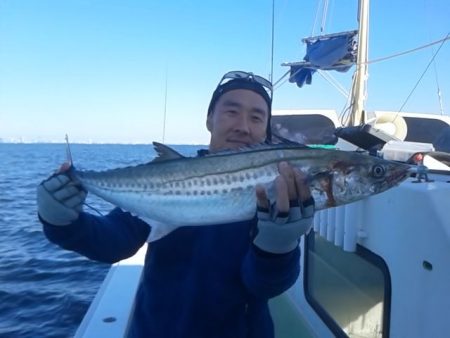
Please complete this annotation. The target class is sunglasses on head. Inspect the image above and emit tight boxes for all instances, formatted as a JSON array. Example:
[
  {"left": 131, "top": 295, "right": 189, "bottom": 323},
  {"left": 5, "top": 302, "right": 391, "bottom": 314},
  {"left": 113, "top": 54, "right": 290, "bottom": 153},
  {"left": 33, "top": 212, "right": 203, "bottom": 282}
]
[{"left": 218, "top": 71, "right": 273, "bottom": 98}]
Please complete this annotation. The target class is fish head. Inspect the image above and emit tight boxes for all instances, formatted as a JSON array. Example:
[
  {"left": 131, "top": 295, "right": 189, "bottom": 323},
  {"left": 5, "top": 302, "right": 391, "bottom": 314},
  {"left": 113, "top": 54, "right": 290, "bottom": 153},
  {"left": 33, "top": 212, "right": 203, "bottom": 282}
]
[
  {"left": 366, "top": 160, "right": 412, "bottom": 193},
  {"left": 325, "top": 156, "right": 411, "bottom": 206}
]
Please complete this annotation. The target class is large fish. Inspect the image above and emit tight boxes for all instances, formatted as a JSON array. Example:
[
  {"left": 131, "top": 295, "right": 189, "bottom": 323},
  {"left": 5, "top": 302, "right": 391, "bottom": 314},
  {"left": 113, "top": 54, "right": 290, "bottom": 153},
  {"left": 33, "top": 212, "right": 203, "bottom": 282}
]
[{"left": 68, "top": 142, "right": 410, "bottom": 241}]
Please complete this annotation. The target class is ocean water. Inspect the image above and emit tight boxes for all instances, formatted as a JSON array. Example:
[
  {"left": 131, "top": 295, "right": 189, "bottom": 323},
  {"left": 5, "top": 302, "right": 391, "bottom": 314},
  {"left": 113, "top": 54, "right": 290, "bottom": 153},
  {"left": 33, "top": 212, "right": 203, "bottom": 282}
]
[{"left": 0, "top": 143, "right": 203, "bottom": 338}]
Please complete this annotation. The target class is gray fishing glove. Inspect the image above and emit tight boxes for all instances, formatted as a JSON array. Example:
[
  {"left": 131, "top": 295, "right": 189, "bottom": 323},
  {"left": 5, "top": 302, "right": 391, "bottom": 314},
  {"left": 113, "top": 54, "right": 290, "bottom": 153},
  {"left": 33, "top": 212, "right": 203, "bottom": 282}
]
[
  {"left": 253, "top": 198, "right": 315, "bottom": 254},
  {"left": 37, "top": 173, "right": 87, "bottom": 226}
]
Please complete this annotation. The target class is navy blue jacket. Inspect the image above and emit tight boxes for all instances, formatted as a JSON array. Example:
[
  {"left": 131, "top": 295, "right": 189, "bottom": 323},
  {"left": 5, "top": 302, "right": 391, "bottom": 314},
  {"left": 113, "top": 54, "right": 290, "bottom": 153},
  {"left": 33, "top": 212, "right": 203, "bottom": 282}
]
[{"left": 42, "top": 208, "right": 300, "bottom": 338}]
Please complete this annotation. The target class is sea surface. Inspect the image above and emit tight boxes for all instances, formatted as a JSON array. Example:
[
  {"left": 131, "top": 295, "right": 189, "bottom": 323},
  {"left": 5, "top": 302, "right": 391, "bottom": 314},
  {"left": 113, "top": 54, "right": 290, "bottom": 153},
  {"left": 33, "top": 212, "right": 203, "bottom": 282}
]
[{"left": 0, "top": 143, "right": 203, "bottom": 338}]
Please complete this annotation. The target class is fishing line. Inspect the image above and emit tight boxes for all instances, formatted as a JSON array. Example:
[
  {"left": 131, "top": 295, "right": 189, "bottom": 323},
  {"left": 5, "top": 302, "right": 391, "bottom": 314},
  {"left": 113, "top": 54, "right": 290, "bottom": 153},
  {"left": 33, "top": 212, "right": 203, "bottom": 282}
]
[{"left": 83, "top": 203, "right": 104, "bottom": 216}]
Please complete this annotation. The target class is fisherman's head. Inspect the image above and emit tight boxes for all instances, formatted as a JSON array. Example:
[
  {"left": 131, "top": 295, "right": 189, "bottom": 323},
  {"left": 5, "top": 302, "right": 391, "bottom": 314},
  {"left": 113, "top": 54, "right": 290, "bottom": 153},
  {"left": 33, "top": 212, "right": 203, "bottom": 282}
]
[{"left": 206, "top": 71, "right": 272, "bottom": 152}]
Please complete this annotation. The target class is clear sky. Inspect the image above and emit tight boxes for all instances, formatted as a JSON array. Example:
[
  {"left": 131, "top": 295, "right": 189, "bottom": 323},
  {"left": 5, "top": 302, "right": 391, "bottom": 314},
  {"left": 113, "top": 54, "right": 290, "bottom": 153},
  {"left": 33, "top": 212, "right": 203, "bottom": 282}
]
[{"left": 0, "top": 0, "right": 449, "bottom": 144}]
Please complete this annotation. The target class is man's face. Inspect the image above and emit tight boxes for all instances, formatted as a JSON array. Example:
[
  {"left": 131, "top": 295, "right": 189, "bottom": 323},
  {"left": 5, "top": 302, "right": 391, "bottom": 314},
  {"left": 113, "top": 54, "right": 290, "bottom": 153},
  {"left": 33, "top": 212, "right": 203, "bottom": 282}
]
[{"left": 207, "top": 89, "right": 269, "bottom": 153}]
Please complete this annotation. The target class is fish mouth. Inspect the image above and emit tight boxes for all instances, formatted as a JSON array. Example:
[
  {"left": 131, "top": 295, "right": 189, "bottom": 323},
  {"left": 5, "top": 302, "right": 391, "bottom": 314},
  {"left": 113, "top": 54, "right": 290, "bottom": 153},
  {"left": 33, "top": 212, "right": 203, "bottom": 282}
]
[
  {"left": 373, "top": 169, "right": 409, "bottom": 194},
  {"left": 386, "top": 164, "right": 412, "bottom": 186}
]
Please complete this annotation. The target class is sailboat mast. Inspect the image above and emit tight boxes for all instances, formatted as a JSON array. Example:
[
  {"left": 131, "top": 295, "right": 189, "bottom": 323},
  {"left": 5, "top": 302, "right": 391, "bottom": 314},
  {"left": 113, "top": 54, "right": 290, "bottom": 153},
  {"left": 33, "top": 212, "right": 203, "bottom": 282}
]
[{"left": 349, "top": 0, "right": 369, "bottom": 126}]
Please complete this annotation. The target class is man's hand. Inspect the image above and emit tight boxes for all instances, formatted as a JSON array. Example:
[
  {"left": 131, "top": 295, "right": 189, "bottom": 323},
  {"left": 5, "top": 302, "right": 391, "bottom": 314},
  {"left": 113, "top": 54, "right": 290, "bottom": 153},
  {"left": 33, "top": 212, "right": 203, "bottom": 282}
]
[
  {"left": 37, "top": 167, "right": 87, "bottom": 226},
  {"left": 253, "top": 162, "right": 314, "bottom": 254}
]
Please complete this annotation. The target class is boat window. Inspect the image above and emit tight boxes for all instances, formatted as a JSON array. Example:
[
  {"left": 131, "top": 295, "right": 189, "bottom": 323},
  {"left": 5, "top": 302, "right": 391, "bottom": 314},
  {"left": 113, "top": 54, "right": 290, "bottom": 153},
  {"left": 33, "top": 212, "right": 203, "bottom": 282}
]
[
  {"left": 271, "top": 114, "right": 338, "bottom": 145},
  {"left": 404, "top": 116, "right": 450, "bottom": 144},
  {"left": 304, "top": 232, "right": 391, "bottom": 338}
]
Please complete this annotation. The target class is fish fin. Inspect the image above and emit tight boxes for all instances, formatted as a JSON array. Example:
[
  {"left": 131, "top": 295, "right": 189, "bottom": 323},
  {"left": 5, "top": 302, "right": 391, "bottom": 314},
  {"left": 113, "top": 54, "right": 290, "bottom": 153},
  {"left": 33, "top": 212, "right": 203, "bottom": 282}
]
[
  {"left": 310, "top": 171, "right": 337, "bottom": 207},
  {"left": 64, "top": 134, "right": 80, "bottom": 182},
  {"left": 141, "top": 218, "right": 180, "bottom": 242},
  {"left": 65, "top": 134, "right": 73, "bottom": 167},
  {"left": 152, "top": 142, "right": 186, "bottom": 162}
]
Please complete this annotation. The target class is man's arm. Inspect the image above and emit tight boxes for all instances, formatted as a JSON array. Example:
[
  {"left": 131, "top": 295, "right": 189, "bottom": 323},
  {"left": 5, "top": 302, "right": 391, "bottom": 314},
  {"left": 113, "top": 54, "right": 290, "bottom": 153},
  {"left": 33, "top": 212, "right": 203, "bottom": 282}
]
[
  {"left": 41, "top": 208, "right": 150, "bottom": 264},
  {"left": 242, "top": 162, "right": 314, "bottom": 298}
]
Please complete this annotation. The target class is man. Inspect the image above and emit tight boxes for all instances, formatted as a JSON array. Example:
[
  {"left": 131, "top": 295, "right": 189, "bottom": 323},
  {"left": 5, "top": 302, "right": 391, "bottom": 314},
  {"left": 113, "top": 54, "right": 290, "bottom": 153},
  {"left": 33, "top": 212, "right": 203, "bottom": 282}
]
[{"left": 37, "top": 71, "right": 315, "bottom": 338}]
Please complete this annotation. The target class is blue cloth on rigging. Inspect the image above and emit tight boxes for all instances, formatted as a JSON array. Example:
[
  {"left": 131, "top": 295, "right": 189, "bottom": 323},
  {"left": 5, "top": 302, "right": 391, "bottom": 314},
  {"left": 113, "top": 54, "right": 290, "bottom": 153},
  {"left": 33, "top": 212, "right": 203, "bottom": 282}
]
[{"left": 286, "top": 30, "right": 358, "bottom": 87}]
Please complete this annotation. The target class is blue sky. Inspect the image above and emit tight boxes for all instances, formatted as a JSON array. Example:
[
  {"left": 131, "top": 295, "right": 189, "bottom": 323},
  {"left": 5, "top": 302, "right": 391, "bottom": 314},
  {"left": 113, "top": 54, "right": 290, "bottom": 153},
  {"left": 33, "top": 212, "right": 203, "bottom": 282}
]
[{"left": 0, "top": 0, "right": 449, "bottom": 144}]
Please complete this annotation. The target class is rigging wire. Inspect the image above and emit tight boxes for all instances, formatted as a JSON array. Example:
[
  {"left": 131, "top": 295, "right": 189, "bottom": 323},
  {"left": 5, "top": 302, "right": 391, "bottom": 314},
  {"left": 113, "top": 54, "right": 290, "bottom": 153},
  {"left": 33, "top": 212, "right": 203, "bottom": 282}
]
[
  {"left": 367, "top": 35, "right": 450, "bottom": 65},
  {"left": 339, "top": 101, "right": 352, "bottom": 127},
  {"left": 422, "top": 0, "right": 445, "bottom": 115},
  {"left": 270, "top": 0, "right": 275, "bottom": 85},
  {"left": 398, "top": 33, "right": 449, "bottom": 112},
  {"left": 311, "top": 0, "right": 322, "bottom": 36},
  {"left": 339, "top": 72, "right": 358, "bottom": 126},
  {"left": 269, "top": 0, "right": 291, "bottom": 89},
  {"left": 430, "top": 46, "right": 445, "bottom": 115},
  {"left": 321, "top": 0, "right": 329, "bottom": 33},
  {"left": 273, "top": 66, "right": 349, "bottom": 99},
  {"left": 429, "top": 39, "right": 446, "bottom": 116},
  {"left": 317, "top": 70, "right": 349, "bottom": 97},
  {"left": 273, "top": 69, "right": 291, "bottom": 90},
  {"left": 433, "top": 60, "right": 445, "bottom": 115}
]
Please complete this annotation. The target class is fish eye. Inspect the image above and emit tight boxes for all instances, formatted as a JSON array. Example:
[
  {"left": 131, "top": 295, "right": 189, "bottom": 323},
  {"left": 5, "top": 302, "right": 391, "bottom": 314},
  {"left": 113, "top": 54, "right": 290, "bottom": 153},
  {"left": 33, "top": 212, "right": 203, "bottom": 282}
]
[{"left": 371, "top": 164, "right": 386, "bottom": 178}]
